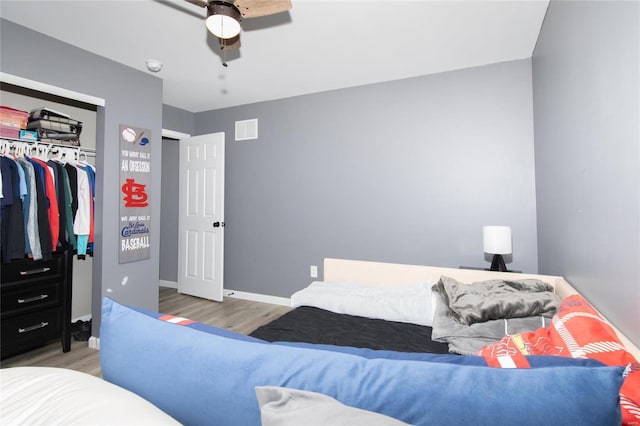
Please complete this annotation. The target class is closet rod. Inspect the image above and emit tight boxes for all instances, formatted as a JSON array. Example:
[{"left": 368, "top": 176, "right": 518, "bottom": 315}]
[{"left": 0, "top": 137, "right": 96, "bottom": 156}]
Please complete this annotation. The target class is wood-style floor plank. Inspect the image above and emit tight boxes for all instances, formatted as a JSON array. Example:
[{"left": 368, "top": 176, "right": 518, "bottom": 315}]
[{"left": 0, "top": 288, "right": 290, "bottom": 377}]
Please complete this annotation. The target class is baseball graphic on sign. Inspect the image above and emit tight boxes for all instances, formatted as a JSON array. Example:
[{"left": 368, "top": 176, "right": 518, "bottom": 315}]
[{"left": 122, "top": 127, "right": 137, "bottom": 143}]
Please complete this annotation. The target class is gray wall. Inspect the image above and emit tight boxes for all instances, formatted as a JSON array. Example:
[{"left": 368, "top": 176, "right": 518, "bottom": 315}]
[
  {"left": 1, "top": 19, "right": 164, "bottom": 336},
  {"left": 158, "top": 105, "right": 193, "bottom": 284},
  {"left": 163, "top": 104, "right": 195, "bottom": 136},
  {"left": 159, "top": 138, "right": 180, "bottom": 282},
  {"left": 533, "top": 1, "right": 639, "bottom": 344},
  {"left": 196, "top": 59, "right": 539, "bottom": 298}
]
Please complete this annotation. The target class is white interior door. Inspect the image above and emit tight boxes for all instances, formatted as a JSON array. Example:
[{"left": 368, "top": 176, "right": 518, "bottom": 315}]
[{"left": 178, "top": 133, "right": 225, "bottom": 301}]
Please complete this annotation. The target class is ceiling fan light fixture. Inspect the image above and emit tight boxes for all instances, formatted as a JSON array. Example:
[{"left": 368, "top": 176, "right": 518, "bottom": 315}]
[{"left": 206, "top": 2, "right": 242, "bottom": 39}]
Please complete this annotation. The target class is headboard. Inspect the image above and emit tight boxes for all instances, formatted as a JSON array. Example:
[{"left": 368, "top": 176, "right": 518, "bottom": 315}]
[{"left": 323, "top": 258, "right": 640, "bottom": 360}]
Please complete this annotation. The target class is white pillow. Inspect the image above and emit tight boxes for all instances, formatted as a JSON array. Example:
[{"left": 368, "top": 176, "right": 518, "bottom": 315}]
[
  {"left": 290, "top": 281, "right": 435, "bottom": 326},
  {"left": 255, "top": 386, "right": 410, "bottom": 426}
]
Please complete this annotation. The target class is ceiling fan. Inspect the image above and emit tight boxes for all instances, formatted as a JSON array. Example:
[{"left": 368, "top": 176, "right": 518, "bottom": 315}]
[{"left": 184, "top": 0, "right": 292, "bottom": 51}]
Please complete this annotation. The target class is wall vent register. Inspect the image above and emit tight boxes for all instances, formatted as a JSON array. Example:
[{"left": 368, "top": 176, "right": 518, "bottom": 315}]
[{"left": 235, "top": 118, "right": 258, "bottom": 141}]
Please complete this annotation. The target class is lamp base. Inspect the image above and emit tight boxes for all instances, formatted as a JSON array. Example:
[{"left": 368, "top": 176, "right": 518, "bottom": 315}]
[{"left": 489, "top": 254, "right": 508, "bottom": 272}]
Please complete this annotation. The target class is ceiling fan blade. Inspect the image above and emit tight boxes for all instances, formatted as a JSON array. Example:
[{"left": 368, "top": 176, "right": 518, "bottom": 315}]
[
  {"left": 233, "top": 0, "right": 292, "bottom": 18},
  {"left": 184, "top": 0, "right": 209, "bottom": 8},
  {"left": 219, "top": 34, "right": 241, "bottom": 51}
]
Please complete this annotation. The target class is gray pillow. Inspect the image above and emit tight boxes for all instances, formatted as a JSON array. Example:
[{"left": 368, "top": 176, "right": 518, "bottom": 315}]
[{"left": 255, "top": 386, "right": 410, "bottom": 426}]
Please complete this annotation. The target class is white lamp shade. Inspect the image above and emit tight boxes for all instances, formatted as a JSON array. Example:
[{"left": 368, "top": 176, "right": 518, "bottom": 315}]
[
  {"left": 483, "top": 226, "right": 512, "bottom": 255},
  {"left": 206, "top": 14, "right": 241, "bottom": 39}
]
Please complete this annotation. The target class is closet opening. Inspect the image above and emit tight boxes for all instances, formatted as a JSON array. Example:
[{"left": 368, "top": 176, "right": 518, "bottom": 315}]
[{"left": 1, "top": 81, "right": 98, "bottom": 356}]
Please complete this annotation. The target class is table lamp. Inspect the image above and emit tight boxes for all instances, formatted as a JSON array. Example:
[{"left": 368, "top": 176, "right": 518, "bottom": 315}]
[{"left": 483, "top": 226, "right": 512, "bottom": 272}]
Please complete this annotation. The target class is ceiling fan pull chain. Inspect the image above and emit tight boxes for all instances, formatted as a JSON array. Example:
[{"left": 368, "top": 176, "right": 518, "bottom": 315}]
[
  {"left": 222, "top": 39, "right": 228, "bottom": 67},
  {"left": 220, "top": 15, "right": 228, "bottom": 67}
]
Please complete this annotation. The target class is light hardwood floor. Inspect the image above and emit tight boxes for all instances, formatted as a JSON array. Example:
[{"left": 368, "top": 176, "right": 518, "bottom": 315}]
[{"left": 0, "top": 287, "right": 291, "bottom": 377}]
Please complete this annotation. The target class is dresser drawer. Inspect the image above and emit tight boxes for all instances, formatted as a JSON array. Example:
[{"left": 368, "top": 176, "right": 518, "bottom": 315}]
[
  {"left": 1, "top": 256, "right": 63, "bottom": 283},
  {"left": 1, "top": 281, "right": 61, "bottom": 316},
  {"left": 0, "top": 249, "right": 72, "bottom": 360},
  {"left": 1, "top": 307, "right": 62, "bottom": 358}
]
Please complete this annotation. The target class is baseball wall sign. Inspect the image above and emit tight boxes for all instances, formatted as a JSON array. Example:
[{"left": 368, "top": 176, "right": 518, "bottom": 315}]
[{"left": 119, "top": 124, "right": 152, "bottom": 263}]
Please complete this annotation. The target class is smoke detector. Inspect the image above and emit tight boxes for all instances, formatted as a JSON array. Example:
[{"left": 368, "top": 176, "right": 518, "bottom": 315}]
[{"left": 145, "top": 60, "right": 163, "bottom": 73}]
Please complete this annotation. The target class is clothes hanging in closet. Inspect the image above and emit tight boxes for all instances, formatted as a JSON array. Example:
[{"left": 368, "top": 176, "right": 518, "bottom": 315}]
[{"left": 0, "top": 147, "right": 95, "bottom": 263}]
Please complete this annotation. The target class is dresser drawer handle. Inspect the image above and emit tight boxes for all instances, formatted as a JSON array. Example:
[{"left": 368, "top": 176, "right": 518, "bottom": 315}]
[
  {"left": 19, "top": 267, "right": 51, "bottom": 276},
  {"left": 17, "top": 294, "right": 49, "bottom": 304},
  {"left": 18, "top": 322, "right": 49, "bottom": 334}
]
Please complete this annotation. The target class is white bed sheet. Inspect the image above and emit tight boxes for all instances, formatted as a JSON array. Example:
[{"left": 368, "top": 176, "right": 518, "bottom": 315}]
[
  {"left": 291, "top": 281, "right": 435, "bottom": 326},
  {"left": 0, "top": 367, "right": 180, "bottom": 425}
]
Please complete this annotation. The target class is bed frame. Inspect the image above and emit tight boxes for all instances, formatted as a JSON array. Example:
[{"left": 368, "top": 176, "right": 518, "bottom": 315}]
[{"left": 323, "top": 258, "right": 640, "bottom": 360}]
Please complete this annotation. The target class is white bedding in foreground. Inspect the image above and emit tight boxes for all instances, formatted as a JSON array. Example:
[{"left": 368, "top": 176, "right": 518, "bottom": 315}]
[
  {"left": 291, "top": 281, "right": 435, "bottom": 326},
  {"left": 0, "top": 367, "right": 180, "bottom": 425}
]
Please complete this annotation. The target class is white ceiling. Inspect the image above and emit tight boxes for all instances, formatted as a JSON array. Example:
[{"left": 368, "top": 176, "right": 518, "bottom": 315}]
[{"left": 0, "top": 0, "right": 549, "bottom": 113}]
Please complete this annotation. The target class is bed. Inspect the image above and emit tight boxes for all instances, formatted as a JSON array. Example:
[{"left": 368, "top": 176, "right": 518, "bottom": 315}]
[
  {"left": 0, "top": 366, "right": 180, "bottom": 425},
  {"left": 252, "top": 258, "right": 640, "bottom": 426},
  {"left": 252, "top": 258, "right": 640, "bottom": 358},
  {"left": 2, "top": 258, "right": 639, "bottom": 426}
]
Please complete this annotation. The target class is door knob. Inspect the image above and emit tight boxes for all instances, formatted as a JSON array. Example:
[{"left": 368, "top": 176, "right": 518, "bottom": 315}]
[{"left": 213, "top": 221, "right": 225, "bottom": 228}]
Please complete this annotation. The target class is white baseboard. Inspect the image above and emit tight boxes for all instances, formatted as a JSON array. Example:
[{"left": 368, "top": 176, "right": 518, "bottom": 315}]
[
  {"left": 160, "top": 282, "right": 287, "bottom": 304},
  {"left": 88, "top": 336, "right": 100, "bottom": 350},
  {"left": 159, "top": 280, "right": 178, "bottom": 289},
  {"left": 72, "top": 314, "right": 92, "bottom": 323},
  {"left": 223, "top": 289, "right": 290, "bottom": 306}
]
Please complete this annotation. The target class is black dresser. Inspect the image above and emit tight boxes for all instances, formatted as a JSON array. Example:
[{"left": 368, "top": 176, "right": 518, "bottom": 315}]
[{"left": 1, "top": 250, "right": 73, "bottom": 359}]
